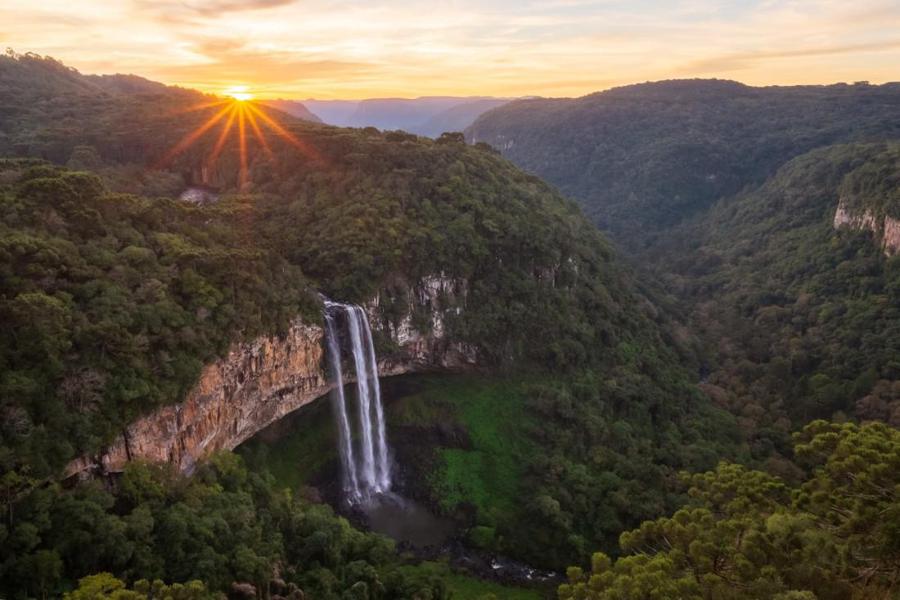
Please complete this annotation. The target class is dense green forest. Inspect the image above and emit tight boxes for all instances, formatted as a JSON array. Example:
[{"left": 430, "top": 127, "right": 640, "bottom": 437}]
[
  {"left": 559, "top": 420, "right": 900, "bottom": 600},
  {"left": 4, "top": 452, "right": 453, "bottom": 599},
  {"left": 637, "top": 143, "right": 900, "bottom": 482},
  {"left": 472, "top": 83, "right": 900, "bottom": 597},
  {"left": 466, "top": 79, "right": 900, "bottom": 247}
]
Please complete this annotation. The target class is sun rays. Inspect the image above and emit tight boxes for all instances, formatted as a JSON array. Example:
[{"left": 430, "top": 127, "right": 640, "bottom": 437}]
[{"left": 159, "top": 96, "right": 320, "bottom": 188}]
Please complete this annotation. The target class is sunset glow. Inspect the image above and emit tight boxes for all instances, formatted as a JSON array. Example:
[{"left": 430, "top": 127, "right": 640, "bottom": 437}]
[
  {"left": 1, "top": 1, "right": 898, "bottom": 99},
  {"left": 159, "top": 98, "right": 319, "bottom": 187},
  {"left": 225, "top": 86, "right": 254, "bottom": 101}
]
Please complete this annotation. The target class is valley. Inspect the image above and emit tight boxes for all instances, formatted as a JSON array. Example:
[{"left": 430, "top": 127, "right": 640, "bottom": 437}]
[{"left": 0, "top": 46, "right": 899, "bottom": 600}]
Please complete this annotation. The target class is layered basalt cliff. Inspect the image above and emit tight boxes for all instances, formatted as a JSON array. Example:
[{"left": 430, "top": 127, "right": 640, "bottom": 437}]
[
  {"left": 368, "top": 273, "right": 476, "bottom": 371},
  {"left": 834, "top": 200, "right": 900, "bottom": 256},
  {"left": 66, "top": 274, "right": 475, "bottom": 478}
]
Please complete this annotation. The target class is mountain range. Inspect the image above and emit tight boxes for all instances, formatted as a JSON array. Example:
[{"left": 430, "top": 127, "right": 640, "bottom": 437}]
[{"left": 296, "top": 96, "right": 512, "bottom": 137}]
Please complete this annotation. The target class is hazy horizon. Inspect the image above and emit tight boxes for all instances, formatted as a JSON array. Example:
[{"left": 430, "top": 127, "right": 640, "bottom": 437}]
[
  {"left": 2, "top": 0, "right": 898, "bottom": 100},
  {"left": 4, "top": 49, "right": 898, "bottom": 104}
]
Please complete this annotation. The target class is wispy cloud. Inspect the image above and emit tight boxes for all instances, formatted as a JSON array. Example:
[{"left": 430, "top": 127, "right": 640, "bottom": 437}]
[
  {"left": 1, "top": 0, "right": 898, "bottom": 98},
  {"left": 684, "top": 40, "right": 900, "bottom": 74},
  {"left": 134, "top": 0, "right": 299, "bottom": 18}
]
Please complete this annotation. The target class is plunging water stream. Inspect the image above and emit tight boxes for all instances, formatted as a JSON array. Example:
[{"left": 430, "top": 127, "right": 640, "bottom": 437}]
[
  {"left": 324, "top": 301, "right": 392, "bottom": 502},
  {"left": 324, "top": 312, "right": 360, "bottom": 497}
]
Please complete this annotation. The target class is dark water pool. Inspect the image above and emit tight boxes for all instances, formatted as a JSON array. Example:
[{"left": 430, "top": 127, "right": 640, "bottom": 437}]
[{"left": 360, "top": 492, "right": 455, "bottom": 548}]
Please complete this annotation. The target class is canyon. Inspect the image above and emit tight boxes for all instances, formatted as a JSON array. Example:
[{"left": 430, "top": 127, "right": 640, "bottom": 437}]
[{"left": 65, "top": 275, "right": 475, "bottom": 479}]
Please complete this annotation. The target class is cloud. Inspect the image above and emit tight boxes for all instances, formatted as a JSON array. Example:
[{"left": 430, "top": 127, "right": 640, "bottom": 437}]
[
  {"left": 1, "top": 0, "right": 899, "bottom": 98},
  {"left": 683, "top": 40, "right": 900, "bottom": 74},
  {"left": 134, "top": 0, "right": 297, "bottom": 17}
]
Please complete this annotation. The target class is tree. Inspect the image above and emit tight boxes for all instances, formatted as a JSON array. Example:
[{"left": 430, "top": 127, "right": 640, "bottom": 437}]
[{"left": 560, "top": 421, "right": 900, "bottom": 600}]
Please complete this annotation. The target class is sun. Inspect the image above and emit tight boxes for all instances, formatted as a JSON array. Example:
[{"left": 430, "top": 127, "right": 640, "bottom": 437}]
[
  {"left": 224, "top": 85, "right": 253, "bottom": 102},
  {"left": 159, "top": 88, "right": 322, "bottom": 190}
]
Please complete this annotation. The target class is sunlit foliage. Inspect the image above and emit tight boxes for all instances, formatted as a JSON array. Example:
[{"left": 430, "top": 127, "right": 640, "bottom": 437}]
[{"left": 560, "top": 421, "right": 900, "bottom": 600}]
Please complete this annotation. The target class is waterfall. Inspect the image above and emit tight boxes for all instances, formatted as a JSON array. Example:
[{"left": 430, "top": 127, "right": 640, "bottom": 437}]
[
  {"left": 323, "top": 301, "right": 392, "bottom": 502},
  {"left": 324, "top": 312, "right": 360, "bottom": 499},
  {"left": 361, "top": 312, "right": 391, "bottom": 490}
]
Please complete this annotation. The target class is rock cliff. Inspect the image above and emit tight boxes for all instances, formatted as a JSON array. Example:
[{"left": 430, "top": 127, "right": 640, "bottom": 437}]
[
  {"left": 66, "top": 274, "right": 475, "bottom": 478},
  {"left": 833, "top": 200, "right": 900, "bottom": 256}
]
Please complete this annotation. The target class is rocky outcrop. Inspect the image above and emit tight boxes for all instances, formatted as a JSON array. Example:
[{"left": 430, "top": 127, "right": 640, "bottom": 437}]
[
  {"left": 66, "top": 274, "right": 476, "bottom": 478},
  {"left": 885, "top": 217, "right": 900, "bottom": 256},
  {"left": 833, "top": 200, "right": 900, "bottom": 256},
  {"left": 368, "top": 273, "right": 477, "bottom": 371}
]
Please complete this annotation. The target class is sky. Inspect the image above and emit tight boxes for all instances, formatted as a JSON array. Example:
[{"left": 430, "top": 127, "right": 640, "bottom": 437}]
[{"left": 1, "top": 0, "right": 898, "bottom": 99}]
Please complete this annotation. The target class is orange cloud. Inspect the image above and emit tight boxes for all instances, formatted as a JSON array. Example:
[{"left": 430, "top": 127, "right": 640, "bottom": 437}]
[{"left": 1, "top": 0, "right": 898, "bottom": 99}]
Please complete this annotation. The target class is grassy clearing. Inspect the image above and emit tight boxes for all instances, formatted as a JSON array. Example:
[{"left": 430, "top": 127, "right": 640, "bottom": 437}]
[{"left": 387, "top": 376, "right": 537, "bottom": 525}]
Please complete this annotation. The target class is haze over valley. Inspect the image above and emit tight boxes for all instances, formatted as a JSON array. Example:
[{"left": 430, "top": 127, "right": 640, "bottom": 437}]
[{"left": 276, "top": 97, "right": 514, "bottom": 138}]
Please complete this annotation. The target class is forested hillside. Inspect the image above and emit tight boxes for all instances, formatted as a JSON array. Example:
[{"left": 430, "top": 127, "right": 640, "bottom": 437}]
[
  {"left": 468, "top": 78, "right": 900, "bottom": 599},
  {"left": 260, "top": 99, "right": 322, "bottom": 123},
  {"left": 466, "top": 79, "right": 900, "bottom": 246},
  {"left": 469, "top": 78, "right": 900, "bottom": 464},
  {"left": 0, "top": 53, "right": 742, "bottom": 597},
  {"left": 648, "top": 143, "right": 900, "bottom": 470}
]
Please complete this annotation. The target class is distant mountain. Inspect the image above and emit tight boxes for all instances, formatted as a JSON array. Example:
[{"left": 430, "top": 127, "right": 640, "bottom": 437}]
[
  {"left": 466, "top": 79, "right": 900, "bottom": 247},
  {"left": 415, "top": 98, "right": 510, "bottom": 138},
  {"left": 261, "top": 99, "right": 322, "bottom": 123},
  {"left": 303, "top": 96, "right": 511, "bottom": 136},
  {"left": 300, "top": 98, "right": 359, "bottom": 125}
]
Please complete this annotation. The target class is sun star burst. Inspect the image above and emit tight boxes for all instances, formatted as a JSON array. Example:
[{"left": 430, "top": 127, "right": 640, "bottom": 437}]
[{"left": 158, "top": 93, "right": 322, "bottom": 188}]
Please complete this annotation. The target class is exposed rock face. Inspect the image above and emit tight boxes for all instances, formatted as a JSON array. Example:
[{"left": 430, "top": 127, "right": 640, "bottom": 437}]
[
  {"left": 834, "top": 200, "right": 900, "bottom": 256},
  {"left": 66, "top": 275, "right": 476, "bottom": 478},
  {"left": 885, "top": 217, "right": 900, "bottom": 256},
  {"left": 369, "top": 273, "right": 477, "bottom": 371}
]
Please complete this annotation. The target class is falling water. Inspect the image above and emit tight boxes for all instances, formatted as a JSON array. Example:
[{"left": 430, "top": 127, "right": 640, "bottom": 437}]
[
  {"left": 323, "top": 301, "right": 392, "bottom": 502},
  {"left": 324, "top": 312, "right": 360, "bottom": 499},
  {"left": 361, "top": 312, "right": 391, "bottom": 490},
  {"left": 346, "top": 308, "right": 378, "bottom": 491}
]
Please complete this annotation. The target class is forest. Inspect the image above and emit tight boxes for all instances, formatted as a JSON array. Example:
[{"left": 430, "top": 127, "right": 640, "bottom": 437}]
[
  {"left": 559, "top": 420, "right": 900, "bottom": 600},
  {"left": 469, "top": 78, "right": 900, "bottom": 598},
  {"left": 467, "top": 79, "right": 900, "bottom": 248},
  {"left": 1, "top": 51, "right": 899, "bottom": 600}
]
